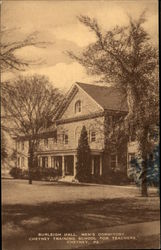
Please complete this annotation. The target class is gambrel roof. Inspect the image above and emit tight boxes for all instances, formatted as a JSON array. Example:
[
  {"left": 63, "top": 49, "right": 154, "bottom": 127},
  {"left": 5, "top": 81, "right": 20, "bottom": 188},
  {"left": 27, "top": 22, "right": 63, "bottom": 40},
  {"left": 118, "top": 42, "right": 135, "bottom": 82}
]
[{"left": 76, "top": 82, "right": 128, "bottom": 112}]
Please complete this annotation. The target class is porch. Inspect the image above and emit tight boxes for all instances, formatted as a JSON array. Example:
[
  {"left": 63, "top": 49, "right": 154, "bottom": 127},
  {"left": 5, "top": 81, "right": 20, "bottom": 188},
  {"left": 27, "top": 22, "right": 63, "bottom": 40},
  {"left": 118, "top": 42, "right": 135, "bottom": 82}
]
[{"left": 38, "top": 153, "right": 103, "bottom": 180}]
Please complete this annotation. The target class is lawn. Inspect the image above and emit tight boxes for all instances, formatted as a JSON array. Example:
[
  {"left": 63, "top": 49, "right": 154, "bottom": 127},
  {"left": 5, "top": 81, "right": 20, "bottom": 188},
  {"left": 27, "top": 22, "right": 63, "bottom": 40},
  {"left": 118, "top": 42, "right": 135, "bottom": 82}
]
[{"left": 2, "top": 179, "right": 160, "bottom": 250}]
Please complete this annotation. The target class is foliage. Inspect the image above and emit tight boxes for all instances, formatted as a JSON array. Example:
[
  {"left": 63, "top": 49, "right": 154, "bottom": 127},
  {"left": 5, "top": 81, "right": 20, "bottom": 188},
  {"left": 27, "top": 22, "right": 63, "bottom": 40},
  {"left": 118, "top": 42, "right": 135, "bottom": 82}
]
[
  {"left": 10, "top": 149, "right": 17, "bottom": 161},
  {"left": 0, "top": 29, "right": 47, "bottom": 72},
  {"left": 2, "top": 74, "right": 63, "bottom": 183},
  {"left": 1, "top": 132, "right": 8, "bottom": 162},
  {"left": 31, "top": 167, "right": 61, "bottom": 180},
  {"left": 68, "top": 12, "right": 159, "bottom": 196},
  {"left": 2, "top": 74, "right": 63, "bottom": 134},
  {"left": 38, "top": 168, "right": 62, "bottom": 180},
  {"left": 9, "top": 166, "right": 61, "bottom": 181},
  {"left": 128, "top": 144, "right": 159, "bottom": 187},
  {"left": 9, "top": 167, "right": 22, "bottom": 179},
  {"left": 76, "top": 126, "right": 91, "bottom": 182},
  {"left": 90, "top": 170, "right": 131, "bottom": 185}
]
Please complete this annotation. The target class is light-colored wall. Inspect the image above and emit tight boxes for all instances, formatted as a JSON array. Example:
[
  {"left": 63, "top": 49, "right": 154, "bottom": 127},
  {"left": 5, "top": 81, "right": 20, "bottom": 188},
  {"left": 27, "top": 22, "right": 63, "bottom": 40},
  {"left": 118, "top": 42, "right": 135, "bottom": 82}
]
[
  {"left": 61, "top": 87, "right": 103, "bottom": 120},
  {"left": 16, "top": 140, "right": 29, "bottom": 169},
  {"left": 38, "top": 85, "right": 105, "bottom": 152},
  {"left": 38, "top": 116, "right": 105, "bottom": 152}
]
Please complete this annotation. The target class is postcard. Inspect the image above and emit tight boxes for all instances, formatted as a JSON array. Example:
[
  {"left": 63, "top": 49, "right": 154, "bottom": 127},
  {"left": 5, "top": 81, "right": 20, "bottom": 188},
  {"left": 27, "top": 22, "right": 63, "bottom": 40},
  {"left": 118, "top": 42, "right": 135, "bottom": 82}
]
[{"left": 1, "top": 0, "right": 160, "bottom": 249}]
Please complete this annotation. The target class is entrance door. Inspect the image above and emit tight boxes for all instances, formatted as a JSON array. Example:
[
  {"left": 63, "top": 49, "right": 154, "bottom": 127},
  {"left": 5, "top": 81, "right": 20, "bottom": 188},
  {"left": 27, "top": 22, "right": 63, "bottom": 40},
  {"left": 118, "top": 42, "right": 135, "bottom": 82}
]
[
  {"left": 64, "top": 155, "right": 74, "bottom": 176},
  {"left": 93, "top": 155, "right": 100, "bottom": 176}
]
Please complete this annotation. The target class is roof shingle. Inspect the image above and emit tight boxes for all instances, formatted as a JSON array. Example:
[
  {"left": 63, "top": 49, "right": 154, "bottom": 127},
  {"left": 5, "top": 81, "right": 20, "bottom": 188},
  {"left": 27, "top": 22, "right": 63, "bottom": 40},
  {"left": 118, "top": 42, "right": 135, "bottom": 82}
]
[{"left": 76, "top": 82, "right": 128, "bottom": 112}]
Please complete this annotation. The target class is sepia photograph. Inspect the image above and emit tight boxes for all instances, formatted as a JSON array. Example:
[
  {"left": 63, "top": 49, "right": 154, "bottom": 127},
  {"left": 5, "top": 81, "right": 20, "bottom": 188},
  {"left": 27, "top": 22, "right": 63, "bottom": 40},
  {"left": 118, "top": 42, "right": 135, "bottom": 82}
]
[{"left": 1, "top": 0, "right": 160, "bottom": 249}]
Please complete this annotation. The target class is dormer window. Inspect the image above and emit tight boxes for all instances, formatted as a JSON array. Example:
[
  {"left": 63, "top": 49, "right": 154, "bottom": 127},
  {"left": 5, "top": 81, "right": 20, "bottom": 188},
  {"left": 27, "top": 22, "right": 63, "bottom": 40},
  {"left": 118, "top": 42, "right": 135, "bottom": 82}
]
[{"left": 75, "top": 100, "right": 81, "bottom": 113}]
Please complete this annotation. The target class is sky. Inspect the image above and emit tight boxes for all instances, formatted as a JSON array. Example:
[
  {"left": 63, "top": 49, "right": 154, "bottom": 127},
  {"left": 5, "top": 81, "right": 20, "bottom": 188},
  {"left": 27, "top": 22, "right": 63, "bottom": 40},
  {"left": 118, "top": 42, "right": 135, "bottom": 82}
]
[{"left": 1, "top": 0, "right": 158, "bottom": 91}]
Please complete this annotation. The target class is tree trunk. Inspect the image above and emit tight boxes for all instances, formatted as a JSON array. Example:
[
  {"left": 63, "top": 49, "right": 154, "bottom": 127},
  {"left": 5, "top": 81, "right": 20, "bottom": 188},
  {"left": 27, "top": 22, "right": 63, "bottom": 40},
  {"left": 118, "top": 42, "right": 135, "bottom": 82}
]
[
  {"left": 140, "top": 127, "right": 149, "bottom": 197},
  {"left": 28, "top": 139, "right": 34, "bottom": 185},
  {"left": 141, "top": 155, "right": 148, "bottom": 197},
  {"left": 29, "top": 175, "right": 32, "bottom": 184}
]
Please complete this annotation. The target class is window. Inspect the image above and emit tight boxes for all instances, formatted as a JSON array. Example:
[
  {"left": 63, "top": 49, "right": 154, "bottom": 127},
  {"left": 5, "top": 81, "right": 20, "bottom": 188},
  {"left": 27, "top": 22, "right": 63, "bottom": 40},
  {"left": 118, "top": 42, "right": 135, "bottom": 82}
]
[
  {"left": 45, "top": 157, "right": 48, "bottom": 168},
  {"left": 53, "top": 136, "right": 57, "bottom": 144},
  {"left": 75, "top": 100, "right": 81, "bottom": 113},
  {"left": 44, "top": 138, "right": 48, "bottom": 147},
  {"left": 90, "top": 131, "right": 96, "bottom": 142},
  {"left": 42, "top": 157, "right": 48, "bottom": 168},
  {"left": 51, "top": 156, "right": 60, "bottom": 170},
  {"left": 38, "top": 157, "right": 41, "bottom": 167},
  {"left": 21, "top": 141, "right": 25, "bottom": 150},
  {"left": 17, "top": 157, "right": 20, "bottom": 167},
  {"left": 51, "top": 156, "right": 55, "bottom": 168},
  {"left": 64, "top": 134, "right": 68, "bottom": 144},
  {"left": 128, "top": 153, "right": 136, "bottom": 170},
  {"left": 21, "top": 157, "right": 24, "bottom": 167},
  {"left": 110, "top": 154, "right": 117, "bottom": 169}
]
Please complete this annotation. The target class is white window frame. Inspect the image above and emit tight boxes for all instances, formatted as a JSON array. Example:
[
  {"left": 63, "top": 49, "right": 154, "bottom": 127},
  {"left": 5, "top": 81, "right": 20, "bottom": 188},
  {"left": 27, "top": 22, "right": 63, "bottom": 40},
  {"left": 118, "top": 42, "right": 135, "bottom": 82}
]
[
  {"left": 65, "top": 134, "right": 68, "bottom": 144},
  {"left": 90, "top": 131, "right": 96, "bottom": 142},
  {"left": 75, "top": 100, "right": 81, "bottom": 113}
]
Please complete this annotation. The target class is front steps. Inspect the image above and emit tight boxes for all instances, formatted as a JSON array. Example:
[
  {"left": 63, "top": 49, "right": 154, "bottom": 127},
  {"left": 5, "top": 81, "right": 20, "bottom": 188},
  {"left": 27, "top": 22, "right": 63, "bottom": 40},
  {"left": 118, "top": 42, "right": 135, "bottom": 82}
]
[{"left": 58, "top": 175, "right": 79, "bottom": 183}]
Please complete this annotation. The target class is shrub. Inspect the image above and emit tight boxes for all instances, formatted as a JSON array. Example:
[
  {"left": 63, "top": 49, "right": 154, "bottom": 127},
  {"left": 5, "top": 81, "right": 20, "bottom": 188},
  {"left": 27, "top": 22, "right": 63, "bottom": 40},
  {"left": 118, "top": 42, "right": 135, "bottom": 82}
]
[
  {"left": 32, "top": 167, "right": 61, "bottom": 181},
  {"left": 9, "top": 167, "right": 22, "bottom": 179},
  {"left": 10, "top": 166, "right": 62, "bottom": 181},
  {"left": 76, "top": 126, "right": 91, "bottom": 182},
  {"left": 21, "top": 170, "right": 29, "bottom": 179},
  {"left": 89, "top": 170, "right": 131, "bottom": 185}
]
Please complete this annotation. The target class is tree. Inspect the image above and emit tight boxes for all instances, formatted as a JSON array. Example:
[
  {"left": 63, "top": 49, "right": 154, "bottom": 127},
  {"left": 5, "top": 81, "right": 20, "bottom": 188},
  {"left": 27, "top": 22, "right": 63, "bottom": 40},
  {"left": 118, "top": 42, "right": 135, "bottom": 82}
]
[
  {"left": 2, "top": 74, "right": 63, "bottom": 184},
  {"left": 1, "top": 132, "right": 8, "bottom": 163},
  {"left": 0, "top": 29, "right": 46, "bottom": 72},
  {"left": 1, "top": 28, "right": 49, "bottom": 168},
  {"left": 68, "top": 13, "right": 159, "bottom": 196},
  {"left": 76, "top": 126, "right": 91, "bottom": 182}
]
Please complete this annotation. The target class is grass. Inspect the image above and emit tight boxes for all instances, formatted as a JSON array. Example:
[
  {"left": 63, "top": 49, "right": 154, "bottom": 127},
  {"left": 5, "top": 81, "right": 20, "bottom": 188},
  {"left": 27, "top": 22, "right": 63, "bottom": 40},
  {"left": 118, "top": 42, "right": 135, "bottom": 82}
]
[
  {"left": 2, "top": 197, "right": 160, "bottom": 233},
  {"left": 2, "top": 179, "right": 160, "bottom": 250}
]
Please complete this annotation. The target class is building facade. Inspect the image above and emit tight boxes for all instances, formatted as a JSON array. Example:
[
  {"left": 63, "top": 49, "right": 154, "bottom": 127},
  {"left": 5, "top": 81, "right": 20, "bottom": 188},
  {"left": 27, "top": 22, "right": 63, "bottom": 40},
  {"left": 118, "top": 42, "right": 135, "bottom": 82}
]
[{"left": 16, "top": 82, "right": 138, "bottom": 182}]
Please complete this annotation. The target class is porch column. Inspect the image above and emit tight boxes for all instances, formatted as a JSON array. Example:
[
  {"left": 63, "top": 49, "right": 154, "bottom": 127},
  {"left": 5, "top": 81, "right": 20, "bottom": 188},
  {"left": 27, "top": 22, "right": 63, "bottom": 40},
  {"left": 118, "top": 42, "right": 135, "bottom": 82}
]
[
  {"left": 116, "top": 155, "right": 118, "bottom": 168},
  {"left": 48, "top": 156, "right": 52, "bottom": 168},
  {"left": 91, "top": 157, "right": 94, "bottom": 175},
  {"left": 73, "top": 154, "right": 77, "bottom": 177},
  {"left": 20, "top": 157, "right": 21, "bottom": 169},
  {"left": 62, "top": 156, "right": 65, "bottom": 176},
  {"left": 39, "top": 157, "right": 42, "bottom": 168},
  {"left": 100, "top": 155, "right": 103, "bottom": 176}
]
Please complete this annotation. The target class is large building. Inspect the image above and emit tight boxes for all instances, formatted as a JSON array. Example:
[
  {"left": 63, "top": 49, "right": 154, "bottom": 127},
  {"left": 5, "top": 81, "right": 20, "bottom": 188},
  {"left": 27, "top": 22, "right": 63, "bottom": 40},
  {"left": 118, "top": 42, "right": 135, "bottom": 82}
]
[{"left": 16, "top": 82, "right": 138, "bottom": 182}]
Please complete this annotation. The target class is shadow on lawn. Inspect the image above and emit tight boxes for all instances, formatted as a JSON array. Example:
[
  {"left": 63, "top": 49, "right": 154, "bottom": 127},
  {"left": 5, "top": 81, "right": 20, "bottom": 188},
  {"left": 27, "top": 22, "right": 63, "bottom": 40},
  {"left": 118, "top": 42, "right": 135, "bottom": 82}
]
[{"left": 2, "top": 197, "right": 160, "bottom": 238}]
